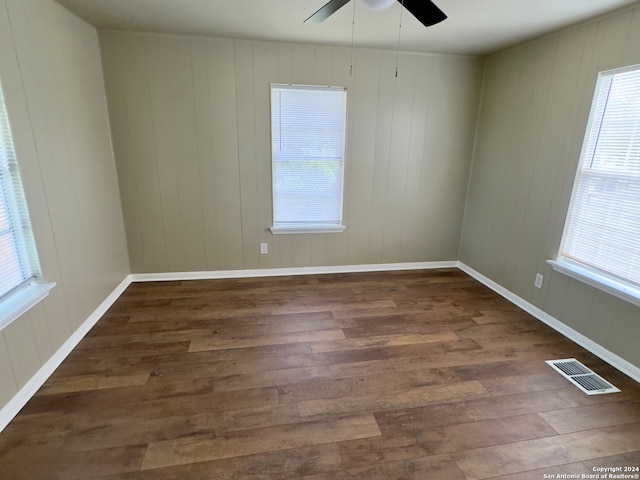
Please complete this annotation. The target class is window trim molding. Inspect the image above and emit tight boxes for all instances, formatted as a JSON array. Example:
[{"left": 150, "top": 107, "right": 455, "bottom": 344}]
[
  {"left": 269, "top": 224, "right": 346, "bottom": 235},
  {"left": 270, "top": 83, "right": 348, "bottom": 232},
  {"left": 553, "top": 63, "right": 640, "bottom": 307},
  {"left": 1, "top": 78, "right": 50, "bottom": 330},
  {"left": 548, "top": 259, "right": 640, "bottom": 308},
  {"left": 0, "top": 280, "right": 56, "bottom": 331}
]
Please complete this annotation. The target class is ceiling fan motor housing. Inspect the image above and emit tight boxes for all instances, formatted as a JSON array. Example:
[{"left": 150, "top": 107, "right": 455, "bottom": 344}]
[{"left": 361, "top": 0, "right": 396, "bottom": 11}]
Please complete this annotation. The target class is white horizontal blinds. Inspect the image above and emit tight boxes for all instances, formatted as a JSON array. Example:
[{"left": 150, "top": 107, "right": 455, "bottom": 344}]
[
  {"left": 271, "top": 84, "right": 346, "bottom": 226},
  {"left": 562, "top": 66, "right": 640, "bottom": 286},
  {"left": 0, "top": 81, "right": 40, "bottom": 300}
]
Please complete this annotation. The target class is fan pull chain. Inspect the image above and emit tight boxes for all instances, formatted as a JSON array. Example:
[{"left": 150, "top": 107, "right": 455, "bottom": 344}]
[
  {"left": 395, "top": 0, "right": 405, "bottom": 77},
  {"left": 350, "top": 0, "right": 356, "bottom": 76}
]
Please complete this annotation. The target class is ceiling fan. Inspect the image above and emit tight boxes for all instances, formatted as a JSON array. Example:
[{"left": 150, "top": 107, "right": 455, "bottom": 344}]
[{"left": 305, "top": 0, "right": 447, "bottom": 28}]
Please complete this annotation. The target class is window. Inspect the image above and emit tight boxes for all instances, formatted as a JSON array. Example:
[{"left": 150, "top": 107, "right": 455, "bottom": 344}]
[
  {"left": 0, "top": 80, "right": 53, "bottom": 330},
  {"left": 551, "top": 64, "right": 640, "bottom": 306},
  {"left": 270, "top": 84, "right": 347, "bottom": 234}
]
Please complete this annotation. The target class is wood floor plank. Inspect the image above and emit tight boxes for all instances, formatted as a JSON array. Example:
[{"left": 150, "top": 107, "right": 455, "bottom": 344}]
[
  {"left": 308, "top": 331, "right": 459, "bottom": 353},
  {"left": 374, "top": 389, "right": 573, "bottom": 430},
  {"left": 0, "top": 412, "right": 70, "bottom": 456},
  {"left": 389, "top": 346, "right": 515, "bottom": 372},
  {"left": 132, "top": 346, "right": 326, "bottom": 380},
  {"left": 21, "top": 377, "right": 219, "bottom": 417},
  {"left": 186, "top": 444, "right": 344, "bottom": 480},
  {"left": 271, "top": 298, "right": 397, "bottom": 315},
  {"left": 91, "top": 386, "right": 281, "bottom": 420},
  {"left": 207, "top": 358, "right": 404, "bottom": 393},
  {"left": 414, "top": 413, "right": 557, "bottom": 455},
  {"left": 188, "top": 327, "right": 346, "bottom": 352},
  {"left": 339, "top": 313, "right": 478, "bottom": 337},
  {"left": 86, "top": 444, "right": 345, "bottom": 480},
  {"left": 320, "top": 337, "right": 484, "bottom": 366},
  {"left": 141, "top": 414, "right": 382, "bottom": 469},
  {"left": 277, "top": 368, "right": 452, "bottom": 404},
  {"left": 297, "top": 381, "right": 488, "bottom": 419},
  {"left": 302, "top": 454, "right": 467, "bottom": 480},
  {"left": 58, "top": 403, "right": 301, "bottom": 452},
  {"left": 452, "top": 423, "right": 640, "bottom": 480},
  {"left": 38, "top": 371, "right": 151, "bottom": 395},
  {"left": 485, "top": 462, "right": 591, "bottom": 480},
  {"left": 335, "top": 414, "right": 557, "bottom": 471},
  {"left": 124, "top": 311, "right": 338, "bottom": 334},
  {"left": 479, "top": 372, "right": 570, "bottom": 395},
  {"left": 20, "top": 385, "right": 280, "bottom": 423},
  {"left": 540, "top": 401, "right": 640, "bottom": 434},
  {"left": 581, "top": 451, "right": 640, "bottom": 472},
  {"left": 0, "top": 445, "right": 146, "bottom": 480},
  {"left": 59, "top": 412, "right": 220, "bottom": 452},
  {"left": 210, "top": 402, "right": 301, "bottom": 433}
]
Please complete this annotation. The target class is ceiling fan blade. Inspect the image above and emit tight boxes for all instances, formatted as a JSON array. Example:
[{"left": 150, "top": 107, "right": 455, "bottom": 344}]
[
  {"left": 400, "top": 0, "right": 447, "bottom": 27},
  {"left": 304, "top": 0, "right": 352, "bottom": 23}
]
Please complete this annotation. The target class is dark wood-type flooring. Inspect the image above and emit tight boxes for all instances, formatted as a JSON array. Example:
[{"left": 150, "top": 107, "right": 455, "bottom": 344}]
[{"left": 1, "top": 269, "right": 640, "bottom": 479}]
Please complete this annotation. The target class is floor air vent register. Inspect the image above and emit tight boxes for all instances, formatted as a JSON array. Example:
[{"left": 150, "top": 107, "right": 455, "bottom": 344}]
[{"left": 546, "top": 358, "right": 620, "bottom": 395}]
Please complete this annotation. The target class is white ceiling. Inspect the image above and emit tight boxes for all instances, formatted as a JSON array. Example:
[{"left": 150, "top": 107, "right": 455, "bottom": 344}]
[{"left": 54, "top": 0, "right": 640, "bottom": 55}]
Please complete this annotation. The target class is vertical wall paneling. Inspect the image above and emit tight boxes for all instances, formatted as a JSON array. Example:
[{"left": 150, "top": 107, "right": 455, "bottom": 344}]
[
  {"left": 0, "top": 334, "right": 17, "bottom": 407},
  {"left": 0, "top": 0, "right": 130, "bottom": 412},
  {"left": 26, "top": 304, "right": 54, "bottom": 361},
  {"left": 401, "top": 55, "right": 432, "bottom": 262},
  {"left": 234, "top": 41, "right": 258, "bottom": 269},
  {"left": 100, "top": 32, "right": 166, "bottom": 273},
  {"left": 2, "top": 315, "right": 41, "bottom": 387},
  {"left": 324, "top": 47, "right": 352, "bottom": 267},
  {"left": 460, "top": 4, "right": 640, "bottom": 369},
  {"left": 418, "top": 56, "right": 483, "bottom": 260},
  {"left": 0, "top": 1, "right": 69, "bottom": 354},
  {"left": 367, "top": 51, "right": 396, "bottom": 264},
  {"left": 252, "top": 43, "right": 277, "bottom": 269},
  {"left": 146, "top": 36, "right": 198, "bottom": 271},
  {"left": 205, "top": 39, "right": 244, "bottom": 271},
  {"left": 189, "top": 39, "right": 218, "bottom": 270},
  {"left": 609, "top": 301, "right": 640, "bottom": 368},
  {"left": 584, "top": 290, "right": 617, "bottom": 347},
  {"left": 101, "top": 33, "right": 484, "bottom": 273},
  {"left": 344, "top": 49, "right": 381, "bottom": 265},
  {"left": 381, "top": 53, "right": 416, "bottom": 263}
]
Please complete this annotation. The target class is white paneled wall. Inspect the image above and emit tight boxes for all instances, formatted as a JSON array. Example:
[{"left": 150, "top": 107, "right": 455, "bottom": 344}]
[{"left": 100, "top": 31, "right": 484, "bottom": 273}]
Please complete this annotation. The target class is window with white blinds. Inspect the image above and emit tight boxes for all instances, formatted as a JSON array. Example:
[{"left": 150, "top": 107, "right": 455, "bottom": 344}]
[
  {"left": 555, "top": 65, "right": 640, "bottom": 301},
  {"left": 270, "top": 84, "right": 347, "bottom": 234},
  {"left": 0, "top": 80, "right": 48, "bottom": 328}
]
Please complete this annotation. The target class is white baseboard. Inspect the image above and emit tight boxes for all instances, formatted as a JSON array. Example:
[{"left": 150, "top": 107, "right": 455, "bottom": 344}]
[
  {"left": 457, "top": 262, "right": 640, "bottom": 384},
  {"left": 0, "top": 275, "right": 132, "bottom": 433},
  {"left": 129, "top": 261, "right": 459, "bottom": 282}
]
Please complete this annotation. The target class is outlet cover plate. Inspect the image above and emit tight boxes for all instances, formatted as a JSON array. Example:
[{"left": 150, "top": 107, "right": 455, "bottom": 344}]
[{"left": 535, "top": 273, "right": 543, "bottom": 289}]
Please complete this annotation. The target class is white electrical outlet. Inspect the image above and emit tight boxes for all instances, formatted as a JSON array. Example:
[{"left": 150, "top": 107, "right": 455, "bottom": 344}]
[
  {"left": 534, "top": 273, "right": 544, "bottom": 289},
  {"left": 260, "top": 243, "right": 268, "bottom": 255}
]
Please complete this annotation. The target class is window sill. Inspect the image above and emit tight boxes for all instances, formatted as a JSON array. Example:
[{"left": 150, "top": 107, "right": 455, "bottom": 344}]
[
  {"left": 270, "top": 224, "right": 346, "bottom": 235},
  {"left": 547, "top": 259, "right": 640, "bottom": 308},
  {"left": 0, "top": 281, "right": 56, "bottom": 331}
]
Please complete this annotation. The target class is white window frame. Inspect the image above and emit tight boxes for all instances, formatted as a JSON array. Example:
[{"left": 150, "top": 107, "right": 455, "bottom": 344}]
[
  {"left": 0, "top": 80, "right": 54, "bottom": 331},
  {"left": 269, "top": 83, "right": 347, "bottom": 235},
  {"left": 549, "top": 64, "right": 640, "bottom": 307}
]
